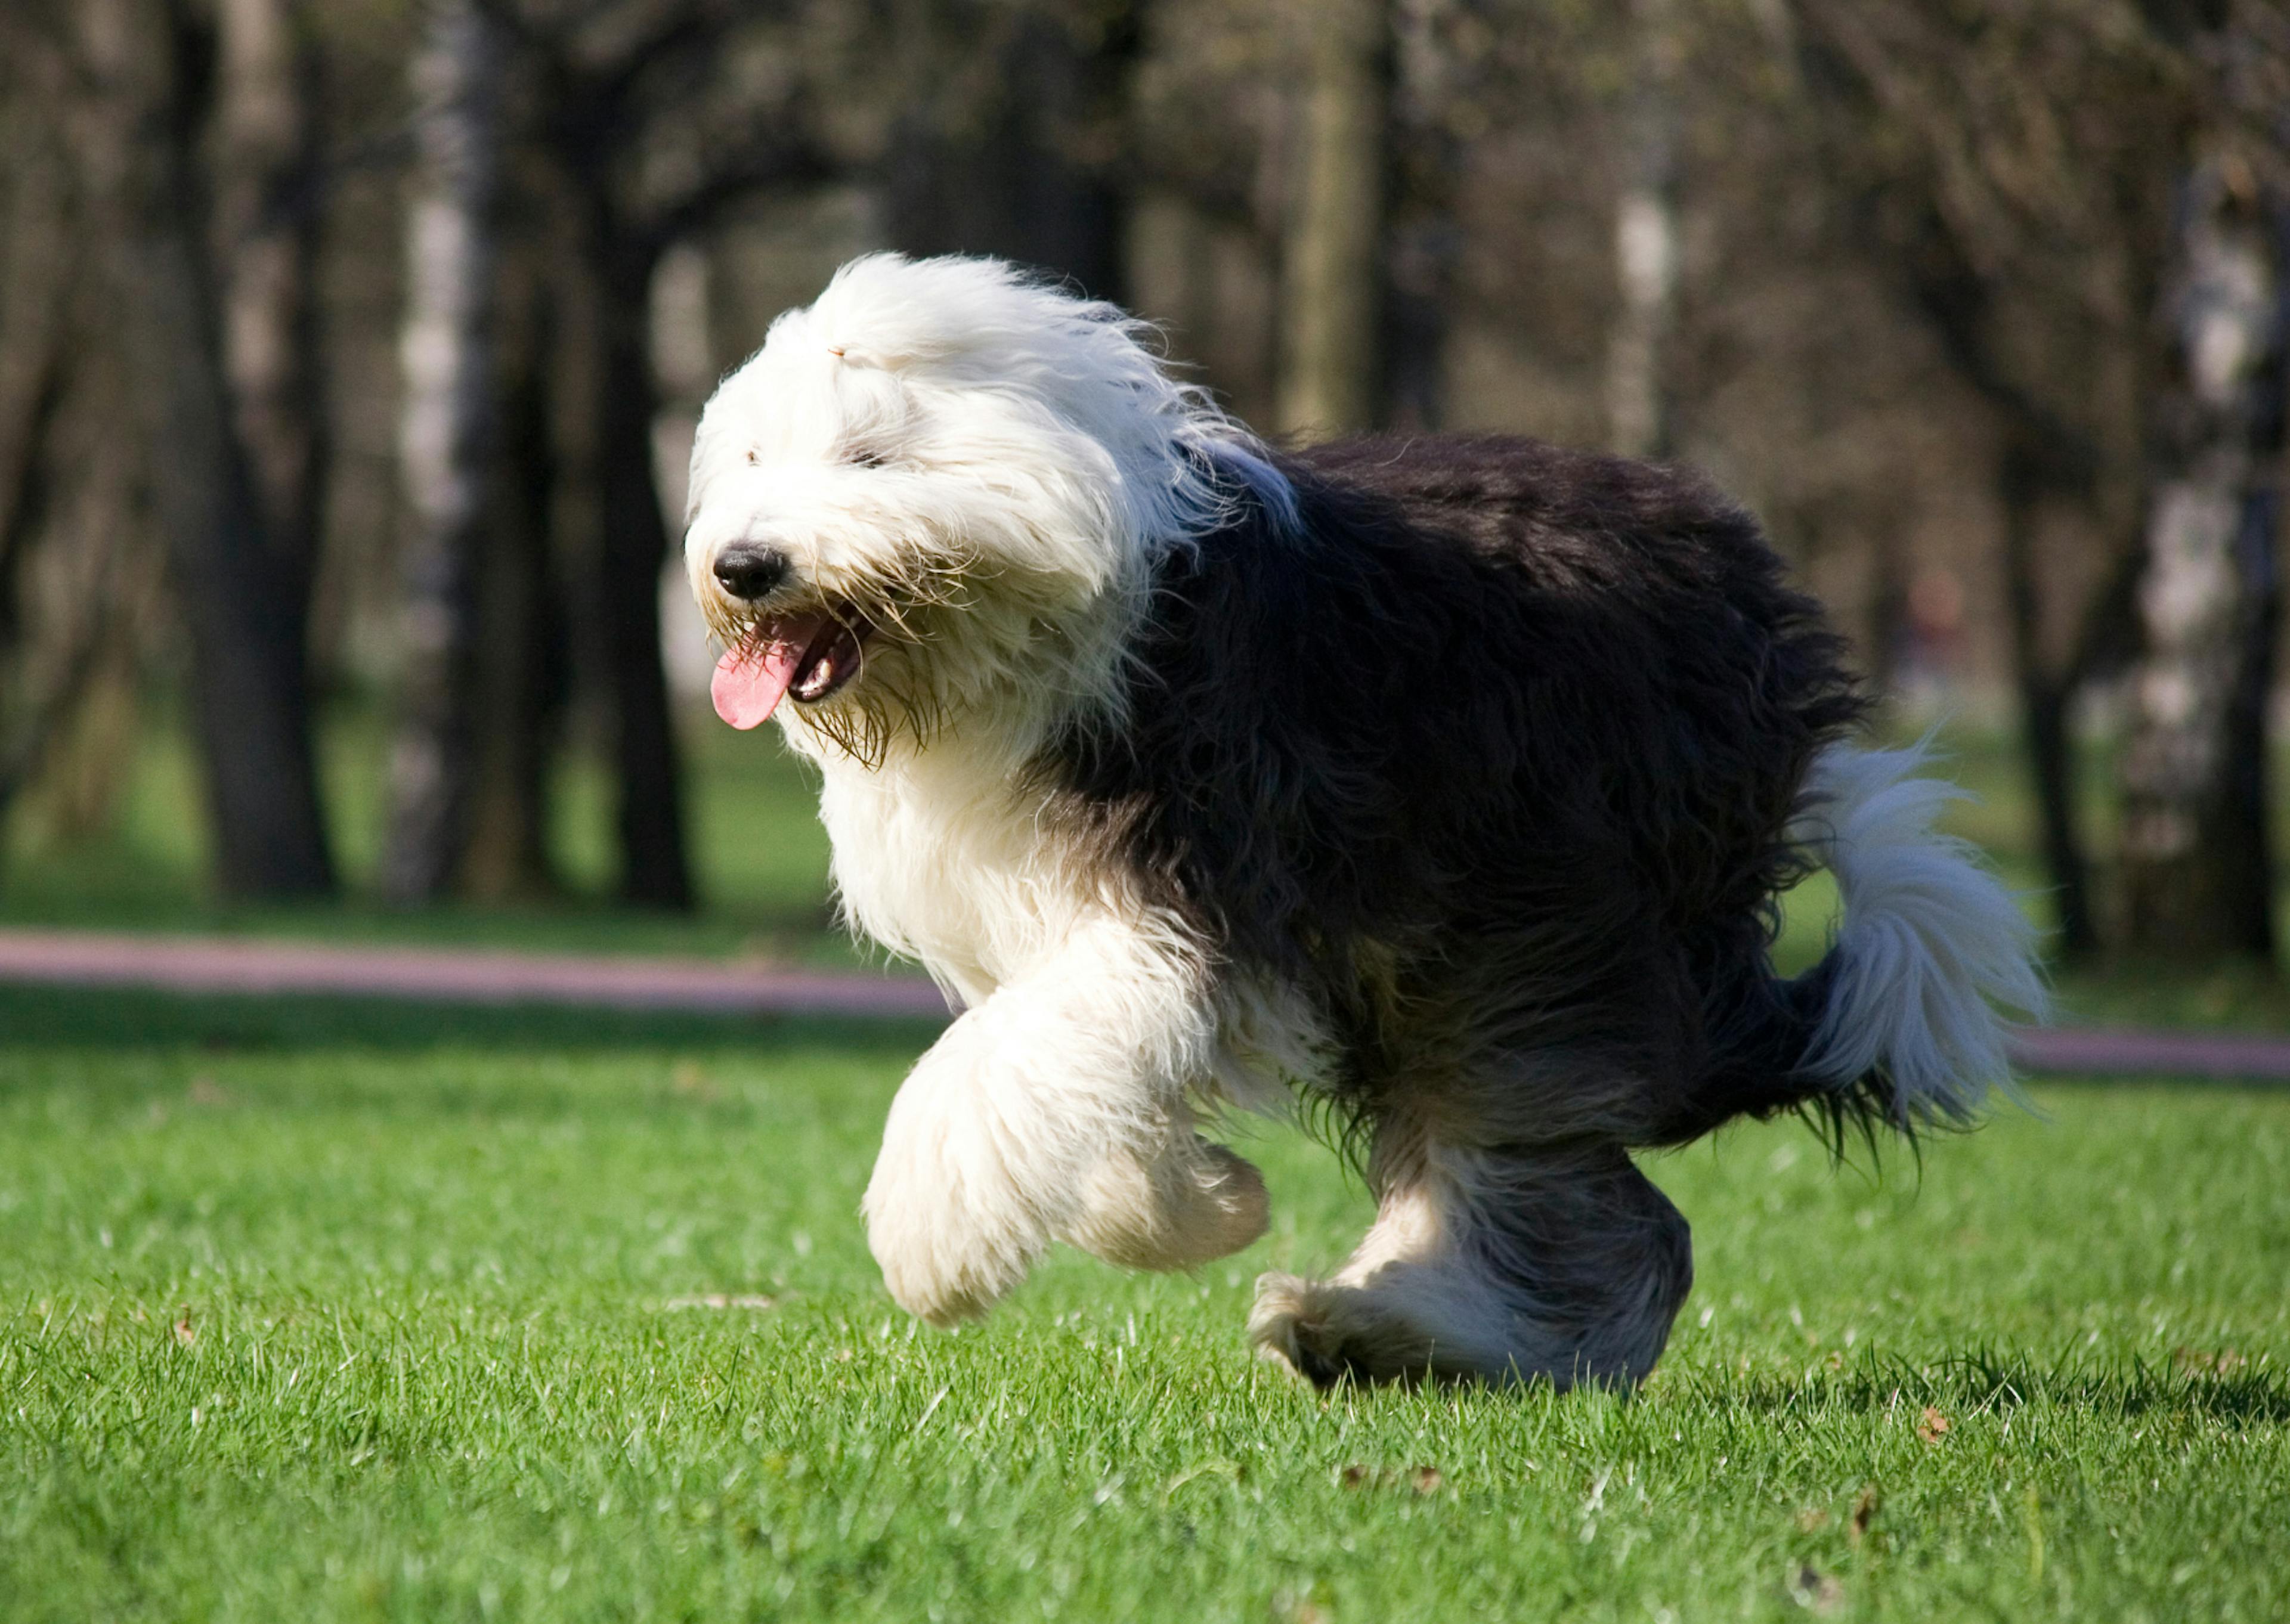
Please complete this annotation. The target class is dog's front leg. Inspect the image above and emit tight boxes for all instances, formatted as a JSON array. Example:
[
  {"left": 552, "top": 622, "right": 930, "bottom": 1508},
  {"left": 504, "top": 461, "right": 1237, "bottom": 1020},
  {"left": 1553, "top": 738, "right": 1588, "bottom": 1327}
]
[{"left": 862, "top": 915, "right": 1267, "bottom": 1325}]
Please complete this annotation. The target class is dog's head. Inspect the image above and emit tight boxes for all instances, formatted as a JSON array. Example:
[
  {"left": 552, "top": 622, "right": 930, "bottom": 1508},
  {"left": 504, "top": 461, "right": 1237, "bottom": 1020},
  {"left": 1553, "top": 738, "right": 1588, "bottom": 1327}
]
[{"left": 685, "top": 253, "right": 1285, "bottom": 762}]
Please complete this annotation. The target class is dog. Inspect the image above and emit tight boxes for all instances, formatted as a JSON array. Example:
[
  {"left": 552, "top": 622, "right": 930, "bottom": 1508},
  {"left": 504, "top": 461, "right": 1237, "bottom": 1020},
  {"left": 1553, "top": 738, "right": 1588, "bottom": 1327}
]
[{"left": 682, "top": 253, "right": 2044, "bottom": 1388}]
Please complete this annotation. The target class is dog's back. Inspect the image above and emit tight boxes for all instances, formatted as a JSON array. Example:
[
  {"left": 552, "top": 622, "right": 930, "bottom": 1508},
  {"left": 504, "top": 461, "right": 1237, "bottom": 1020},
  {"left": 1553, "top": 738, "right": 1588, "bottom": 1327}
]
[
  {"left": 1055, "top": 431, "right": 1871, "bottom": 1147},
  {"left": 1293, "top": 433, "right": 1864, "bottom": 946}
]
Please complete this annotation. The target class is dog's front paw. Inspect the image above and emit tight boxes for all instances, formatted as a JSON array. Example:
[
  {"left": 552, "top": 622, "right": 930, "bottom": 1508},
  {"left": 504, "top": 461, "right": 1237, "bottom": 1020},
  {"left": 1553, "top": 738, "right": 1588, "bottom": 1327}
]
[
  {"left": 862, "top": 1067, "right": 1049, "bottom": 1326},
  {"left": 865, "top": 1197, "right": 1036, "bottom": 1326},
  {"left": 1067, "top": 1136, "right": 1268, "bottom": 1271}
]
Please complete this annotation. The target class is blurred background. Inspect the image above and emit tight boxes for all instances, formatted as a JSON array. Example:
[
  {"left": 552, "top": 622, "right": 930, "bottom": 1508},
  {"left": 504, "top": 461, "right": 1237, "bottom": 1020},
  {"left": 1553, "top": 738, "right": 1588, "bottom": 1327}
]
[{"left": 0, "top": 0, "right": 2283, "bottom": 1001}]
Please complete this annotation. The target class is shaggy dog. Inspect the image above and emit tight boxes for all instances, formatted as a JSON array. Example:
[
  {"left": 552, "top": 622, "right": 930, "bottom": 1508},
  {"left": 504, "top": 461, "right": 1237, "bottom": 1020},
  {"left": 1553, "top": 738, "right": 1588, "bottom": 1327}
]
[{"left": 683, "top": 253, "right": 2044, "bottom": 1388}]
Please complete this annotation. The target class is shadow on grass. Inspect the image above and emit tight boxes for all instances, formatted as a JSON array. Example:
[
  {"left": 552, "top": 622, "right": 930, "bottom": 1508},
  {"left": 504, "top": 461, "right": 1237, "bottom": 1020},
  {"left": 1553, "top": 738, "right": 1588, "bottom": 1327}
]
[
  {"left": 1675, "top": 1347, "right": 2290, "bottom": 1427},
  {"left": 0, "top": 982, "right": 944, "bottom": 1059}
]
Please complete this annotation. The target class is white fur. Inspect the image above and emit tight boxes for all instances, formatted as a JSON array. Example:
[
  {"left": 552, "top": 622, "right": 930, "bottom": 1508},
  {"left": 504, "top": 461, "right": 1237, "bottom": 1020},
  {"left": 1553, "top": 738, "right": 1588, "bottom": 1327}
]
[
  {"left": 684, "top": 255, "right": 1295, "bottom": 1322},
  {"left": 685, "top": 253, "right": 1281, "bottom": 749},
  {"left": 684, "top": 252, "right": 1287, "bottom": 996},
  {"left": 1794, "top": 743, "right": 2050, "bottom": 1122},
  {"left": 861, "top": 912, "right": 1271, "bottom": 1324}
]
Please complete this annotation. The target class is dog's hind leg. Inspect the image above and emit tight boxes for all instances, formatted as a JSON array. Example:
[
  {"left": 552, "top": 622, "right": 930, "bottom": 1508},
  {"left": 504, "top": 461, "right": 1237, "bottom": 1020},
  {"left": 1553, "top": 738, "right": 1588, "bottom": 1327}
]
[{"left": 1250, "top": 1108, "right": 1691, "bottom": 1388}]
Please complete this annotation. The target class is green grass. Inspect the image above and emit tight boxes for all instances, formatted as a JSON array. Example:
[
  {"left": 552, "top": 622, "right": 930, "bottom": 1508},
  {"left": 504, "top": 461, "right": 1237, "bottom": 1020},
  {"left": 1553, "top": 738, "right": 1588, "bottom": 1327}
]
[{"left": 4, "top": 985, "right": 2287, "bottom": 1620}]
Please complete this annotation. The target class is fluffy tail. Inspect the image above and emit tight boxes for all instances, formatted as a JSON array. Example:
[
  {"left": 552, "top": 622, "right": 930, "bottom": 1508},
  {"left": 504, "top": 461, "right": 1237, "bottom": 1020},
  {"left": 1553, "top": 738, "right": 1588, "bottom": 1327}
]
[{"left": 1784, "top": 742, "right": 2048, "bottom": 1132}]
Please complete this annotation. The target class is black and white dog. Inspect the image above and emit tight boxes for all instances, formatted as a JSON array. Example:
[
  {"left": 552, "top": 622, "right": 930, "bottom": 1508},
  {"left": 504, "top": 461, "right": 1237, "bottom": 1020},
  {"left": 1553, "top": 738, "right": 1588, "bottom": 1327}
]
[{"left": 684, "top": 254, "right": 2043, "bottom": 1387}]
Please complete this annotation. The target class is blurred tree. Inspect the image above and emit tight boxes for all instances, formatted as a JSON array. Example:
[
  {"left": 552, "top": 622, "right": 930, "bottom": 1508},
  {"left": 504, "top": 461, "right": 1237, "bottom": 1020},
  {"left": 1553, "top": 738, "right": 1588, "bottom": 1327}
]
[
  {"left": 1277, "top": 0, "right": 1390, "bottom": 437},
  {"left": 1381, "top": 0, "right": 1471, "bottom": 431},
  {"left": 1785, "top": 0, "right": 2176, "bottom": 959},
  {"left": 0, "top": 21, "right": 163, "bottom": 843},
  {"left": 216, "top": 0, "right": 330, "bottom": 618},
  {"left": 455, "top": 241, "right": 571, "bottom": 902},
  {"left": 1124, "top": 0, "right": 1288, "bottom": 422},
  {"left": 2118, "top": 0, "right": 2289, "bottom": 962},
  {"left": 0, "top": 63, "right": 97, "bottom": 823},
  {"left": 382, "top": 0, "right": 506, "bottom": 904},
  {"left": 0, "top": 76, "right": 70, "bottom": 633},
  {"left": 5, "top": 0, "right": 2276, "bottom": 944},
  {"left": 70, "top": 0, "right": 337, "bottom": 896},
  {"left": 884, "top": 0, "right": 1138, "bottom": 300},
  {"left": 502, "top": 0, "right": 832, "bottom": 909},
  {"left": 1606, "top": 0, "right": 1678, "bottom": 460}
]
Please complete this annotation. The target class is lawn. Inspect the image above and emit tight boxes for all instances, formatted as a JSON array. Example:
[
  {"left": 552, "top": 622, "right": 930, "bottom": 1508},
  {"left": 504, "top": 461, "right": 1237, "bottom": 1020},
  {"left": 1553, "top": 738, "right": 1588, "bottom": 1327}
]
[{"left": 3, "top": 984, "right": 2286, "bottom": 1621}]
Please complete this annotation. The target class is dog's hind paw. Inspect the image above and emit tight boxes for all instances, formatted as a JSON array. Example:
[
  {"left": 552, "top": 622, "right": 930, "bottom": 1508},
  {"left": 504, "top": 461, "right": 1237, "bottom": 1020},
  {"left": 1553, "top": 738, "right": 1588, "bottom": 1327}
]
[
  {"left": 1247, "top": 1272, "right": 1431, "bottom": 1388},
  {"left": 1249, "top": 1273, "right": 1350, "bottom": 1386}
]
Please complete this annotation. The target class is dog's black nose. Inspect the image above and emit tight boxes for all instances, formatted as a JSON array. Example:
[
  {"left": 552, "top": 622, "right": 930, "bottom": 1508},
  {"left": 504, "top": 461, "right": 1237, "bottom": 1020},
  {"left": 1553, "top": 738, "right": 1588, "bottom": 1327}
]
[{"left": 713, "top": 544, "right": 790, "bottom": 601}]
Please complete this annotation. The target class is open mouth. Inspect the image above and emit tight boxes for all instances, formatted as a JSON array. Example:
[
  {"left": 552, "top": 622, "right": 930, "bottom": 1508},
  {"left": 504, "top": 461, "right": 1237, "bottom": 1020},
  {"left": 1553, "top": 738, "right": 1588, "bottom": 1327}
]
[{"left": 711, "top": 607, "right": 874, "bottom": 730}]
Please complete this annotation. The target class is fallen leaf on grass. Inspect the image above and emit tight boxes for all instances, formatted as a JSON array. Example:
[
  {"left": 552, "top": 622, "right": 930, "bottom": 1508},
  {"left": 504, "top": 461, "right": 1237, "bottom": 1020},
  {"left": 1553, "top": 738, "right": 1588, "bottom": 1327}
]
[
  {"left": 1790, "top": 1564, "right": 1844, "bottom": 1614},
  {"left": 669, "top": 1062, "right": 719, "bottom": 1102},
  {"left": 1849, "top": 1486, "right": 1879, "bottom": 1546},
  {"left": 1338, "top": 1463, "right": 1444, "bottom": 1495},
  {"left": 173, "top": 1307, "right": 196, "bottom": 1347},
  {"left": 1274, "top": 1582, "right": 1336, "bottom": 1624},
  {"left": 186, "top": 1077, "right": 233, "bottom": 1108},
  {"left": 661, "top": 1294, "right": 775, "bottom": 1312},
  {"left": 1795, "top": 1508, "right": 1831, "bottom": 1533},
  {"left": 2173, "top": 1346, "right": 2247, "bottom": 1377},
  {"left": 1915, "top": 1405, "right": 1949, "bottom": 1445}
]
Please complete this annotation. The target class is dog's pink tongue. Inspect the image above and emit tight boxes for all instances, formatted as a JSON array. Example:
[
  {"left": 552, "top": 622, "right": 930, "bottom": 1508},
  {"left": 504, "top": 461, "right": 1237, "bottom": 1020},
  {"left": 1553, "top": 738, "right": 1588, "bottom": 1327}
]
[{"left": 711, "top": 621, "right": 821, "bottom": 730}]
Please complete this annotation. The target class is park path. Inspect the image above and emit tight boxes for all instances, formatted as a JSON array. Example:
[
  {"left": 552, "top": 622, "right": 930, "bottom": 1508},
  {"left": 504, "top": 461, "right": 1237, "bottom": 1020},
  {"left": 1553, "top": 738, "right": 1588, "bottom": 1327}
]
[
  {"left": 0, "top": 926, "right": 2286, "bottom": 1081},
  {"left": 0, "top": 927, "right": 949, "bottom": 1021}
]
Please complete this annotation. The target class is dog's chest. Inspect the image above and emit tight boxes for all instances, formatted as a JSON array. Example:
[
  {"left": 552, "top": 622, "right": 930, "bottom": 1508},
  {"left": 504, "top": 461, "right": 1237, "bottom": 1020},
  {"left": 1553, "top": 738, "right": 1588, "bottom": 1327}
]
[{"left": 815, "top": 751, "right": 1075, "bottom": 1004}]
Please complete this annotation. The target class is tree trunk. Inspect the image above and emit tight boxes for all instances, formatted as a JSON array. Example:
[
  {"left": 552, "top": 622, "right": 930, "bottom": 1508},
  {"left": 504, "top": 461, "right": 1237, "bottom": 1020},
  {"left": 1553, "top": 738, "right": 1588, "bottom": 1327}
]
[
  {"left": 0, "top": 116, "right": 72, "bottom": 586},
  {"left": 591, "top": 247, "right": 692, "bottom": 910},
  {"left": 459, "top": 256, "right": 569, "bottom": 902},
  {"left": 1607, "top": 0, "right": 1681, "bottom": 460},
  {"left": 1125, "top": 189, "right": 1209, "bottom": 344},
  {"left": 1384, "top": 0, "right": 1460, "bottom": 432},
  {"left": 1277, "top": 0, "right": 1389, "bottom": 439},
  {"left": 0, "top": 303, "right": 76, "bottom": 828},
  {"left": 381, "top": 0, "right": 504, "bottom": 903},
  {"left": 78, "top": 0, "right": 335, "bottom": 897},
  {"left": 2118, "top": 154, "right": 2284, "bottom": 962},
  {"left": 1998, "top": 444, "right": 2100, "bottom": 957},
  {"left": 213, "top": 0, "right": 326, "bottom": 581}
]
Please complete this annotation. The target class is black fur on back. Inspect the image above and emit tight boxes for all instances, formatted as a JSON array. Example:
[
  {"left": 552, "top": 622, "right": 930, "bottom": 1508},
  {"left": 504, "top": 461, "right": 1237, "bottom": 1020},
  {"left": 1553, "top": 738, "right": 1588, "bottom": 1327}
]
[{"left": 1040, "top": 433, "right": 1871, "bottom": 1152}]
